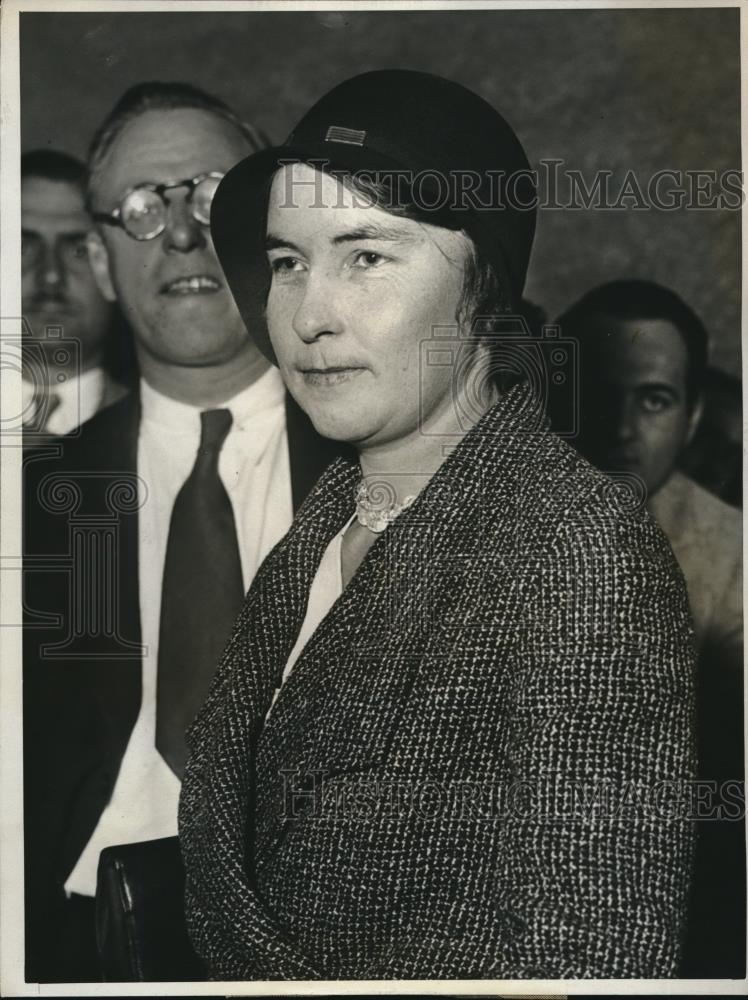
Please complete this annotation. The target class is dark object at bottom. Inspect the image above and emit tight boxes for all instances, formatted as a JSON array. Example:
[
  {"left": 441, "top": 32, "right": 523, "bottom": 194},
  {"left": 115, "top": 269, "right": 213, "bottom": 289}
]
[
  {"left": 680, "top": 641, "right": 746, "bottom": 978},
  {"left": 680, "top": 816, "right": 746, "bottom": 977},
  {"left": 96, "top": 836, "right": 205, "bottom": 981},
  {"left": 32, "top": 893, "right": 100, "bottom": 982}
]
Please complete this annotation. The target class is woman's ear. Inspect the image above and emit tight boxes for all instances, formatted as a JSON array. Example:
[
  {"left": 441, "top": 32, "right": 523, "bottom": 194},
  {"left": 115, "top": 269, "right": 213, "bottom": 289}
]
[{"left": 86, "top": 230, "right": 117, "bottom": 302}]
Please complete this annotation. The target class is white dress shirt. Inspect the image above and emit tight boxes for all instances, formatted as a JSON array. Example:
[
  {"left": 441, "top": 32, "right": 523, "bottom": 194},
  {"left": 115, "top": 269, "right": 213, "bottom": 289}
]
[
  {"left": 22, "top": 366, "right": 105, "bottom": 435},
  {"left": 65, "top": 369, "right": 292, "bottom": 897}
]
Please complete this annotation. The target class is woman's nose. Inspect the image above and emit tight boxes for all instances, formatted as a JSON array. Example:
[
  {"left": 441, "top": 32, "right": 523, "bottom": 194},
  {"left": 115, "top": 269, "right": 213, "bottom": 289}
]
[{"left": 292, "top": 271, "right": 344, "bottom": 343}]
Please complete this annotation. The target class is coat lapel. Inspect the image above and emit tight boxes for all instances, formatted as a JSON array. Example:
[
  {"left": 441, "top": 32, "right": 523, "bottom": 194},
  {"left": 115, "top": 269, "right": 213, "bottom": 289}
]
[
  {"left": 252, "top": 381, "right": 548, "bottom": 862},
  {"left": 21, "top": 392, "right": 145, "bottom": 886},
  {"left": 56, "top": 392, "right": 145, "bottom": 879}
]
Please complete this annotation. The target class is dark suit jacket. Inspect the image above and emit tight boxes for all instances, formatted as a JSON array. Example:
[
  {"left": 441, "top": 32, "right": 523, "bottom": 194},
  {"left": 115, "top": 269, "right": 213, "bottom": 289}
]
[
  {"left": 23, "top": 387, "right": 338, "bottom": 981},
  {"left": 180, "top": 382, "right": 697, "bottom": 980}
]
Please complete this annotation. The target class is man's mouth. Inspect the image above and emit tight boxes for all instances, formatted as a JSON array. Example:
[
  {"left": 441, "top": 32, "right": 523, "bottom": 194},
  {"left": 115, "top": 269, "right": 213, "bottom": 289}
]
[
  {"left": 160, "top": 275, "right": 222, "bottom": 296},
  {"left": 29, "top": 298, "right": 72, "bottom": 313},
  {"left": 606, "top": 451, "right": 640, "bottom": 468}
]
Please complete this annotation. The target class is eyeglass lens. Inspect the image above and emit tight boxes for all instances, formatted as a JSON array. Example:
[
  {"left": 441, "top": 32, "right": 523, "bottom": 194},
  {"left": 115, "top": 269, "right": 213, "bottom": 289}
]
[
  {"left": 191, "top": 175, "right": 222, "bottom": 223},
  {"left": 120, "top": 188, "right": 164, "bottom": 239},
  {"left": 120, "top": 175, "right": 222, "bottom": 238}
]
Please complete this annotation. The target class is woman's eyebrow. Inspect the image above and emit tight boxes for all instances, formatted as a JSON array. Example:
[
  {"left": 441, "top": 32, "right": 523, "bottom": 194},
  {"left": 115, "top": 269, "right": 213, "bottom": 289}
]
[
  {"left": 265, "top": 223, "right": 417, "bottom": 253},
  {"left": 332, "top": 223, "right": 417, "bottom": 244},
  {"left": 265, "top": 234, "right": 302, "bottom": 252}
]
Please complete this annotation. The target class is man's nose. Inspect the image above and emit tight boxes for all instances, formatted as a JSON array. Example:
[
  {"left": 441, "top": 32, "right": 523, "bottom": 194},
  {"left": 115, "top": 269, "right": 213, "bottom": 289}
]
[
  {"left": 161, "top": 197, "right": 206, "bottom": 253},
  {"left": 39, "top": 244, "right": 65, "bottom": 291},
  {"left": 614, "top": 395, "right": 638, "bottom": 443},
  {"left": 292, "top": 271, "right": 344, "bottom": 343}
]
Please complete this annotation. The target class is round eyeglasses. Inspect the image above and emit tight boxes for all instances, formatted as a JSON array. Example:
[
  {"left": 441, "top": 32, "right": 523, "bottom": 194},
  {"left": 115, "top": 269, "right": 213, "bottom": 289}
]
[{"left": 91, "top": 172, "right": 224, "bottom": 241}]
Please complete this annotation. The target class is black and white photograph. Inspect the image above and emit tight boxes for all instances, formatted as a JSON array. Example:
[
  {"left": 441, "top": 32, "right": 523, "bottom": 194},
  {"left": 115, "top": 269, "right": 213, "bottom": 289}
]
[{"left": 0, "top": 0, "right": 744, "bottom": 995}]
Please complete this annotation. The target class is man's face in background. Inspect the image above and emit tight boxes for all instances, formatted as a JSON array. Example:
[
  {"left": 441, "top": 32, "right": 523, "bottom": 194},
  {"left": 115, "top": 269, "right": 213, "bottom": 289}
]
[
  {"left": 575, "top": 314, "right": 702, "bottom": 498},
  {"left": 86, "top": 108, "right": 254, "bottom": 371},
  {"left": 22, "top": 175, "right": 112, "bottom": 369}
]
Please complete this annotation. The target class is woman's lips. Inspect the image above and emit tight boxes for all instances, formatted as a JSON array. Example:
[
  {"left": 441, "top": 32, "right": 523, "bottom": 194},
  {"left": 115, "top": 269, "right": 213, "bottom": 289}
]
[{"left": 299, "top": 367, "right": 367, "bottom": 387}]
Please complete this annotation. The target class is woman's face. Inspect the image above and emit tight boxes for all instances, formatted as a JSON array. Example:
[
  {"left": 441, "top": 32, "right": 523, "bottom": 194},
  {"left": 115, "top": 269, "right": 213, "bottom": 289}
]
[{"left": 265, "top": 163, "right": 473, "bottom": 447}]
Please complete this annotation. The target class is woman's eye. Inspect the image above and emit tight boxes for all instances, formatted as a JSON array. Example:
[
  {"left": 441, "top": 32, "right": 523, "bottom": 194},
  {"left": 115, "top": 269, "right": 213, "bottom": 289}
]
[
  {"left": 269, "top": 256, "right": 303, "bottom": 274},
  {"left": 352, "top": 250, "right": 386, "bottom": 269}
]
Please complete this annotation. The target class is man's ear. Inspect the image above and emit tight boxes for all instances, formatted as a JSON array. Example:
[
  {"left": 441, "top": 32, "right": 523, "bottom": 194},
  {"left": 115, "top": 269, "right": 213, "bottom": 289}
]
[
  {"left": 685, "top": 392, "right": 704, "bottom": 446},
  {"left": 86, "top": 229, "right": 117, "bottom": 302}
]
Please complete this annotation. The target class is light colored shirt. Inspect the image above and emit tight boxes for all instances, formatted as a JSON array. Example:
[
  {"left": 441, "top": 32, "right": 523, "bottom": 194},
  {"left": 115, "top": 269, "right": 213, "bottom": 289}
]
[
  {"left": 65, "top": 369, "right": 292, "bottom": 897},
  {"left": 22, "top": 366, "right": 105, "bottom": 435},
  {"left": 266, "top": 516, "right": 351, "bottom": 720},
  {"left": 648, "top": 470, "right": 742, "bottom": 668}
]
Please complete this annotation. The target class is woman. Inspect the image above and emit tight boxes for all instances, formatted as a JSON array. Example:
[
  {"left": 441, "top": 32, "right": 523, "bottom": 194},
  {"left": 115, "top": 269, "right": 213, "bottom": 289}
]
[{"left": 179, "top": 70, "right": 695, "bottom": 980}]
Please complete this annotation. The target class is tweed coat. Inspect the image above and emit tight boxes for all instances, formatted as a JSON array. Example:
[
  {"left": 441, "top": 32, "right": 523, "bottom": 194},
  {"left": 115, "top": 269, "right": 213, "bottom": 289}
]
[{"left": 179, "top": 381, "right": 697, "bottom": 980}]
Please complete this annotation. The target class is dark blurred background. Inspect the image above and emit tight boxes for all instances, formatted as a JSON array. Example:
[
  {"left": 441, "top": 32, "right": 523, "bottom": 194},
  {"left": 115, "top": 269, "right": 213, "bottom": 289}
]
[{"left": 20, "top": 7, "right": 741, "bottom": 376}]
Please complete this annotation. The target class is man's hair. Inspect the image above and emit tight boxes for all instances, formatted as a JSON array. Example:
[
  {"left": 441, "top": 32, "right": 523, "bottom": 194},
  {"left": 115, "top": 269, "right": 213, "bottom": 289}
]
[
  {"left": 87, "top": 81, "right": 267, "bottom": 204},
  {"left": 21, "top": 149, "right": 87, "bottom": 192},
  {"left": 557, "top": 279, "right": 709, "bottom": 410}
]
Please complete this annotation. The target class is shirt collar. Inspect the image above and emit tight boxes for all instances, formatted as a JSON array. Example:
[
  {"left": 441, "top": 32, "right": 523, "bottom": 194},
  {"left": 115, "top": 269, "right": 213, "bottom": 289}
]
[
  {"left": 23, "top": 366, "right": 106, "bottom": 435},
  {"left": 139, "top": 367, "right": 286, "bottom": 434},
  {"left": 22, "top": 365, "right": 105, "bottom": 405}
]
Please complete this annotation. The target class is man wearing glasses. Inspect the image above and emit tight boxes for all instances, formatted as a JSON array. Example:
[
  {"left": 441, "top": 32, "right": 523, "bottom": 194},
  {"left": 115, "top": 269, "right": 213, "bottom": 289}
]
[{"left": 23, "top": 82, "right": 336, "bottom": 982}]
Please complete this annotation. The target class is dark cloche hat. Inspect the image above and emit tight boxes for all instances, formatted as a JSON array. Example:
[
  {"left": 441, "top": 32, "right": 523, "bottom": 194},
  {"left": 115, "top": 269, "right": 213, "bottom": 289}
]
[{"left": 211, "top": 69, "right": 536, "bottom": 363}]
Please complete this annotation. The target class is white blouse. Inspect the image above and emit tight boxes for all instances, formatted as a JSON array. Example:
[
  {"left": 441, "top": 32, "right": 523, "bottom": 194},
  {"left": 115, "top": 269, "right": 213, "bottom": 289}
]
[{"left": 266, "top": 515, "right": 354, "bottom": 719}]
